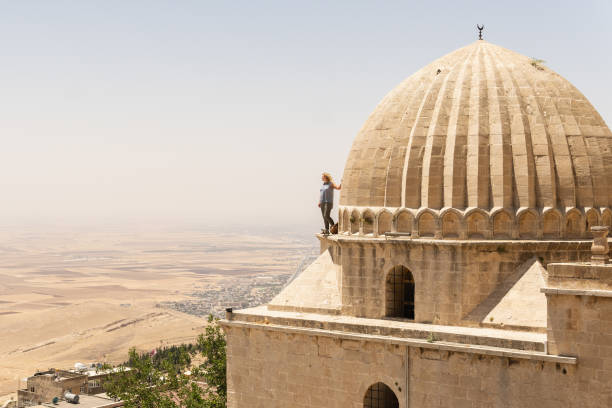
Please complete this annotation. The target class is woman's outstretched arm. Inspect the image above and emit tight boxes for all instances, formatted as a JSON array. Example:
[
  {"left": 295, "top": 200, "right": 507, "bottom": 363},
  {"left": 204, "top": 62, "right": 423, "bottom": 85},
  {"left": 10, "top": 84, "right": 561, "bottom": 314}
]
[{"left": 333, "top": 182, "right": 342, "bottom": 190}]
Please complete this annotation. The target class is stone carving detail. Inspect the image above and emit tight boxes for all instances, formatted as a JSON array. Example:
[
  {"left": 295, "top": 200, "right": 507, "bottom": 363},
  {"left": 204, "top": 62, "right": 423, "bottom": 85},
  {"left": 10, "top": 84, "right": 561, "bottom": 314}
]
[
  {"left": 565, "top": 210, "right": 584, "bottom": 239},
  {"left": 441, "top": 211, "right": 461, "bottom": 238},
  {"left": 396, "top": 211, "right": 413, "bottom": 233},
  {"left": 518, "top": 211, "right": 538, "bottom": 239},
  {"left": 377, "top": 211, "right": 393, "bottom": 236},
  {"left": 542, "top": 210, "right": 561, "bottom": 239},
  {"left": 492, "top": 211, "right": 513, "bottom": 239},
  {"left": 339, "top": 205, "right": 611, "bottom": 240},
  {"left": 418, "top": 212, "right": 437, "bottom": 238}
]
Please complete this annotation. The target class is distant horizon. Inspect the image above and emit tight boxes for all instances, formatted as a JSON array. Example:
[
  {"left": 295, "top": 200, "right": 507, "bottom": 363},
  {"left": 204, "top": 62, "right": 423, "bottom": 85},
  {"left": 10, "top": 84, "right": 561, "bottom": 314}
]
[
  {"left": 0, "top": 215, "right": 319, "bottom": 238},
  {"left": 1, "top": 1, "right": 610, "bottom": 229}
]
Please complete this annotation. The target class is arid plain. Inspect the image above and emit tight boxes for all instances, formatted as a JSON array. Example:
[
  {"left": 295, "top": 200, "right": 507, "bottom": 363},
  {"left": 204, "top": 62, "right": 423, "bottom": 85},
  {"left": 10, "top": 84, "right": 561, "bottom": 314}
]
[{"left": 0, "top": 225, "right": 316, "bottom": 401}]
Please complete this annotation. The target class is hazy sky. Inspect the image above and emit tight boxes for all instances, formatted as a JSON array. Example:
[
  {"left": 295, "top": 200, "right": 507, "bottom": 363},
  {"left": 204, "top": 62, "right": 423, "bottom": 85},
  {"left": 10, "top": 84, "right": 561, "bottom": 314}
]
[{"left": 2, "top": 1, "right": 611, "bottom": 231}]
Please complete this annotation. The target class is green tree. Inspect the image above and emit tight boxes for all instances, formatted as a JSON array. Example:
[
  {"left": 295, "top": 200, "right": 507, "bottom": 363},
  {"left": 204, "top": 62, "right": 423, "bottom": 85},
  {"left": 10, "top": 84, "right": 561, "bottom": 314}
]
[
  {"left": 104, "top": 348, "right": 182, "bottom": 408},
  {"left": 104, "top": 315, "right": 226, "bottom": 408},
  {"left": 191, "top": 315, "right": 227, "bottom": 407}
]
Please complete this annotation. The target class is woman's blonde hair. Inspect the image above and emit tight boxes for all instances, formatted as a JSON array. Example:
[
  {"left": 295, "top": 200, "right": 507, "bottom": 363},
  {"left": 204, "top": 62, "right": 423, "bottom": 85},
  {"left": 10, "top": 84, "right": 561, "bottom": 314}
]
[{"left": 322, "top": 172, "right": 333, "bottom": 183}]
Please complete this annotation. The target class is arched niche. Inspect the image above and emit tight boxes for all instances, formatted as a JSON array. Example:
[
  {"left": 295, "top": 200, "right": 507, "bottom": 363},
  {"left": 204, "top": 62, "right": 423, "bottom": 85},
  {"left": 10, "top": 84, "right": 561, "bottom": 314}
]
[
  {"left": 396, "top": 211, "right": 413, "bottom": 234},
  {"left": 441, "top": 211, "right": 461, "bottom": 238},
  {"left": 362, "top": 210, "right": 375, "bottom": 235},
  {"left": 542, "top": 210, "right": 561, "bottom": 239},
  {"left": 492, "top": 211, "right": 512, "bottom": 239},
  {"left": 565, "top": 210, "right": 584, "bottom": 239},
  {"left": 586, "top": 209, "right": 600, "bottom": 237},
  {"left": 377, "top": 211, "right": 392, "bottom": 236},
  {"left": 466, "top": 211, "right": 488, "bottom": 239},
  {"left": 518, "top": 211, "right": 538, "bottom": 239},
  {"left": 417, "top": 212, "right": 436, "bottom": 238}
]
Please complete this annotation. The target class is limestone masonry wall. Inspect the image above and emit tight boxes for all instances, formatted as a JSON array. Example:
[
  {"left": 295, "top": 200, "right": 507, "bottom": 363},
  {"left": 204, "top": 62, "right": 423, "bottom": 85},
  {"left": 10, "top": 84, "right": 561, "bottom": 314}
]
[
  {"left": 224, "top": 326, "right": 610, "bottom": 408},
  {"left": 334, "top": 238, "right": 591, "bottom": 325},
  {"left": 225, "top": 326, "right": 406, "bottom": 408}
]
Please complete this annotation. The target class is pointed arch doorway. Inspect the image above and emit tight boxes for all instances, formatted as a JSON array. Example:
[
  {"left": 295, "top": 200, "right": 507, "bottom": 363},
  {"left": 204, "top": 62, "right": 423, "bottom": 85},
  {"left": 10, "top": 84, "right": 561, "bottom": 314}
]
[{"left": 364, "top": 382, "right": 399, "bottom": 408}]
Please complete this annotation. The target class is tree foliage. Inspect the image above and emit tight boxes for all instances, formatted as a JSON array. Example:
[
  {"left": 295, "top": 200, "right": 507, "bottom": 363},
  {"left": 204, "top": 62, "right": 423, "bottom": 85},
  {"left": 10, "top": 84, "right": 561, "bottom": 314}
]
[{"left": 104, "top": 315, "right": 226, "bottom": 408}]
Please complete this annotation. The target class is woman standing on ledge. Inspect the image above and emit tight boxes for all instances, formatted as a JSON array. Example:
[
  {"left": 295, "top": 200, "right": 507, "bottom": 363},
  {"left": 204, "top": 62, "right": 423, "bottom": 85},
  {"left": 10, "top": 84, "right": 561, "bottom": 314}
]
[{"left": 319, "top": 172, "right": 341, "bottom": 234}]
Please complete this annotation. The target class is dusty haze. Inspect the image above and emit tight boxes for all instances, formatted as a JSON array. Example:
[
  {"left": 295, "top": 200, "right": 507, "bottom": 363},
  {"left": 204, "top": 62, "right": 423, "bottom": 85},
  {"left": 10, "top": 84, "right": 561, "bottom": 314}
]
[
  {"left": 0, "top": 225, "right": 317, "bottom": 401},
  {"left": 1, "top": 1, "right": 611, "bottom": 228}
]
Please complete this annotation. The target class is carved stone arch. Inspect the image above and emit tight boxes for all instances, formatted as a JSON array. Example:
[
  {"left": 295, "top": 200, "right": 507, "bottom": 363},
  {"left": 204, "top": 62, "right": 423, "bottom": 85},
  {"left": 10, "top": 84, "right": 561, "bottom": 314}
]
[
  {"left": 602, "top": 208, "right": 612, "bottom": 236},
  {"left": 517, "top": 208, "right": 539, "bottom": 239},
  {"left": 394, "top": 209, "right": 414, "bottom": 234},
  {"left": 565, "top": 208, "right": 585, "bottom": 239},
  {"left": 362, "top": 209, "right": 376, "bottom": 235},
  {"left": 416, "top": 209, "right": 439, "bottom": 238},
  {"left": 542, "top": 208, "right": 562, "bottom": 239},
  {"left": 350, "top": 209, "right": 361, "bottom": 235},
  {"left": 491, "top": 209, "right": 513, "bottom": 239},
  {"left": 585, "top": 208, "right": 601, "bottom": 237},
  {"left": 464, "top": 208, "right": 490, "bottom": 239},
  {"left": 363, "top": 382, "right": 400, "bottom": 408},
  {"left": 376, "top": 209, "right": 393, "bottom": 236},
  {"left": 440, "top": 208, "right": 463, "bottom": 239}
]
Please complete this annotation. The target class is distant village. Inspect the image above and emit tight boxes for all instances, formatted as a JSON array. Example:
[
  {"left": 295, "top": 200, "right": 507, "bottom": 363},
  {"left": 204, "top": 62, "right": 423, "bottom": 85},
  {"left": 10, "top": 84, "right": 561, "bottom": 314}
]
[
  {"left": 158, "top": 252, "right": 317, "bottom": 317},
  {"left": 1, "top": 251, "right": 318, "bottom": 408}
]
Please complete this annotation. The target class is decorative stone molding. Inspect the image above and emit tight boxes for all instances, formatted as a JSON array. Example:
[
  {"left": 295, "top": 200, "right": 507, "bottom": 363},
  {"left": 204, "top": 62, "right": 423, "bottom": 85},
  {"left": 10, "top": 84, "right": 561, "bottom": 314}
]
[{"left": 338, "top": 206, "right": 612, "bottom": 240}]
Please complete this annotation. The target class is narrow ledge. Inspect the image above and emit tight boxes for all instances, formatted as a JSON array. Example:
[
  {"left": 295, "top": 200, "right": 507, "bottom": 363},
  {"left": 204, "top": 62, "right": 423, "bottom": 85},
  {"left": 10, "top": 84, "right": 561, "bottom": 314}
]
[
  {"left": 541, "top": 287, "right": 612, "bottom": 298},
  {"left": 220, "top": 320, "right": 577, "bottom": 365}
]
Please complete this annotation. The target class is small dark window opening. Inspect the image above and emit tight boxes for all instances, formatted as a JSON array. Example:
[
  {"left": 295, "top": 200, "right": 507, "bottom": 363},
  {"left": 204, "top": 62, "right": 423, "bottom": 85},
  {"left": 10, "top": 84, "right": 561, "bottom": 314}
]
[
  {"left": 386, "top": 265, "right": 415, "bottom": 319},
  {"left": 364, "top": 382, "right": 399, "bottom": 408}
]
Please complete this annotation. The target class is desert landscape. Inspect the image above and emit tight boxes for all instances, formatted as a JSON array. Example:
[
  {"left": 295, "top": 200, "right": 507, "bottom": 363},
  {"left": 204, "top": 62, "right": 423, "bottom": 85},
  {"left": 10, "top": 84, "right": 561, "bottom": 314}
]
[{"left": 0, "top": 225, "right": 317, "bottom": 401}]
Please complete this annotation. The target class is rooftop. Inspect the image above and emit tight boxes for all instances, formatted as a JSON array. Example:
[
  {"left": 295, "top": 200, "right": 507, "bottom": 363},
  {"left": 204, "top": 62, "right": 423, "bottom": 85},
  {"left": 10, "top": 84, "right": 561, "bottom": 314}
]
[
  {"left": 30, "top": 394, "right": 122, "bottom": 408},
  {"left": 224, "top": 306, "right": 576, "bottom": 365}
]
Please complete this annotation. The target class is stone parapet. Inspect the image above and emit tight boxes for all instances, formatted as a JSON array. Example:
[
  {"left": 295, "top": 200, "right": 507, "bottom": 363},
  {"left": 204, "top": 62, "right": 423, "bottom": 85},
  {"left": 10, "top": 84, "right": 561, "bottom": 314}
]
[
  {"left": 338, "top": 205, "right": 612, "bottom": 240},
  {"left": 546, "top": 262, "right": 612, "bottom": 290},
  {"left": 228, "top": 306, "right": 547, "bottom": 352},
  {"left": 221, "top": 318, "right": 575, "bottom": 364},
  {"left": 543, "top": 235, "right": 612, "bottom": 358}
]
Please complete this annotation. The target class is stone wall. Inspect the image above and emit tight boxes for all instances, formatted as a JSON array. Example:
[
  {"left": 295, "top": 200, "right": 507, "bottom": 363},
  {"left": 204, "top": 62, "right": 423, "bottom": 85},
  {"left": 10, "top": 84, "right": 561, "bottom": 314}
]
[
  {"left": 225, "top": 326, "right": 407, "bottom": 408},
  {"left": 224, "top": 325, "right": 608, "bottom": 408},
  {"left": 334, "top": 238, "right": 591, "bottom": 325},
  {"left": 546, "top": 294, "right": 612, "bottom": 356}
]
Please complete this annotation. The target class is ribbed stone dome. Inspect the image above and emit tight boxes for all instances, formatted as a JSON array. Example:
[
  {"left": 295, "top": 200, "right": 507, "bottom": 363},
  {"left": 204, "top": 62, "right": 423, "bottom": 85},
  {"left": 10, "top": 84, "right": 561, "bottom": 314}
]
[{"left": 339, "top": 41, "right": 612, "bottom": 239}]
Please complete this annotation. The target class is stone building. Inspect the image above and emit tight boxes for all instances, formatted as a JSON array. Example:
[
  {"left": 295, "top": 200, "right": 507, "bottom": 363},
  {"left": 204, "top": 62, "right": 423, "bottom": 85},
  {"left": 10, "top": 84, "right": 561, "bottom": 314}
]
[
  {"left": 221, "top": 40, "right": 612, "bottom": 407},
  {"left": 18, "top": 370, "right": 85, "bottom": 407},
  {"left": 17, "top": 366, "right": 124, "bottom": 407}
]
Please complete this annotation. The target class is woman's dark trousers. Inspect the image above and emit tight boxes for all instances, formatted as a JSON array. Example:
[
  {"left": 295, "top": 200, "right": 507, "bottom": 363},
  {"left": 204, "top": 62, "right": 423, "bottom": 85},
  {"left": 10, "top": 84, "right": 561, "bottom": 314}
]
[{"left": 321, "top": 202, "right": 334, "bottom": 231}]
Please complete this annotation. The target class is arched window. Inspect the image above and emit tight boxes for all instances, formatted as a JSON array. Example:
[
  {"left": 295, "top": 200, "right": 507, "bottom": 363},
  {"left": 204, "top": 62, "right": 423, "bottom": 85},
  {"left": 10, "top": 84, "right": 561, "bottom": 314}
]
[
  {"left": 364, "top": 382, "right": 399, "bottom": 408},
  {"left": 386, "top": 265, "right": 414, "bottom": 319}
]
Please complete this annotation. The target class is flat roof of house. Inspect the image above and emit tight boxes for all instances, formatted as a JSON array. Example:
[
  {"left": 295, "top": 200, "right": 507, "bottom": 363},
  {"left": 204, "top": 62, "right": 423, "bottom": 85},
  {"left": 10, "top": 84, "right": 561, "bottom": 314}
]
[{"left": 30, "top": 394, "right": 122, "bottom": 408}]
